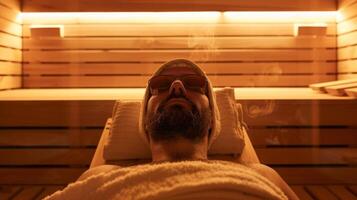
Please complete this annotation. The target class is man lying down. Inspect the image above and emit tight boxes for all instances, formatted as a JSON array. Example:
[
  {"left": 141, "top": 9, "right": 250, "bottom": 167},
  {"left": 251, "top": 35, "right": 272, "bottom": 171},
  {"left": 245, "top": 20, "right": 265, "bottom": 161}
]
[{"left": 45, "top": 59, "right": 298, "bottom": 200}]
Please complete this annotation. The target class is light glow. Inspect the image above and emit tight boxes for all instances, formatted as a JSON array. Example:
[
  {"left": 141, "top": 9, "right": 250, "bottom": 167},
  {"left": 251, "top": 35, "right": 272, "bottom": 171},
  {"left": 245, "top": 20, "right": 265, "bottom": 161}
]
[
  {"left": 223, "top": 11, "right": 337, "bottom": 23},
  {"left": 20, "top": 11, "right": 337, "bottom": 25},
  {"left": 20, "top": 12, "right": 222, "bottom": 24}
]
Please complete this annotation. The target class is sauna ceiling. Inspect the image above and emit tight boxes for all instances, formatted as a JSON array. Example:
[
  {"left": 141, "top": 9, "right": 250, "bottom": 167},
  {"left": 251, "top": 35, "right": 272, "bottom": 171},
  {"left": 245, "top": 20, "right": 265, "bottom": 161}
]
[{"left": 21, "top": 0, "right": 337, "bottom": 12}]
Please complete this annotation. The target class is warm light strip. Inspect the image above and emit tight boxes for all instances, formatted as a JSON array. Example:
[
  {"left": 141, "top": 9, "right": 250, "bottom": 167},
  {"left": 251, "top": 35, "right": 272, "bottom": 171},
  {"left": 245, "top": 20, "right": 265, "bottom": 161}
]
[
  {"left": 20, "top": 12, "right": 222, "bottom": 24},
  {"left": 223, "top": 11, "right": 337, "bottom": 23},
  {"left": 20, "top": 11, "right": 337, "bottom": 24}
]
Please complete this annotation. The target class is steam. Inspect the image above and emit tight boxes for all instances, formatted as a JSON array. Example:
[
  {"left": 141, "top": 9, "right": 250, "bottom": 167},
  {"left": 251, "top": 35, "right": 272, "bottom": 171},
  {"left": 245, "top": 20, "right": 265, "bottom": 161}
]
[
  {"left": 187, "top": 25, "right": 218, "bottom": 62},
  {"left": 245, "top": 100, "right": 275, "bottom": 118}
]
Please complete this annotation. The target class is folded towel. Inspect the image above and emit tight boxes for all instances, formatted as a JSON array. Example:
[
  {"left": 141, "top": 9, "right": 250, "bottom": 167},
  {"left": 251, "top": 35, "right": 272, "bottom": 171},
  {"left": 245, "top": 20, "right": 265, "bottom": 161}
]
[{"left": 45, "top": 161, "right": 287, "bottom": 200}]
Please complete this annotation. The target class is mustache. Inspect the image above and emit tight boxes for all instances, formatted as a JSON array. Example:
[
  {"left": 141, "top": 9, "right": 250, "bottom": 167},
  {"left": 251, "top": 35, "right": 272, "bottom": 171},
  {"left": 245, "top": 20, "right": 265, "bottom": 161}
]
[{"left": 157, "top": 95, "right": 195, "bottom": 112}]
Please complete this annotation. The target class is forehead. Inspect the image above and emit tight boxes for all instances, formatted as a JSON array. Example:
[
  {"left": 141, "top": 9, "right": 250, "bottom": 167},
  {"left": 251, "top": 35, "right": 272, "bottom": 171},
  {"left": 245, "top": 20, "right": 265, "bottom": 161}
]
[{"left": 159, "top": 66, "right": 199, "bottom": 76}]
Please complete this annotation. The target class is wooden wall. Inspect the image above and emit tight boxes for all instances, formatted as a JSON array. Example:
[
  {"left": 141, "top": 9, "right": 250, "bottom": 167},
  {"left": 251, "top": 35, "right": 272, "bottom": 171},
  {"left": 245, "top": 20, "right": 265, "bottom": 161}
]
[
  {"left": 0, "top": 0, "right": 21, "bottom": 90},
  {"left": 1, "top": 97, "right": 357, "bottom": 185},
  {"left": 22, "top": 12, "right": 337, "bottom": 88},
  {"left": 21, "top": 0, "right": 337, "bottom": 12},
  {"left": 338, "top": 0, "right": 357, "bottom": 79}
]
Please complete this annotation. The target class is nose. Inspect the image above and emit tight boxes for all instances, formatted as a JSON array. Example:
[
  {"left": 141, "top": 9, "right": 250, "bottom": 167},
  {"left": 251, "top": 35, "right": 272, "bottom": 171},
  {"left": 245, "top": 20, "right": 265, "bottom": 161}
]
[{"left": 168, "top": 80, "right": 187, "bottom": 97}]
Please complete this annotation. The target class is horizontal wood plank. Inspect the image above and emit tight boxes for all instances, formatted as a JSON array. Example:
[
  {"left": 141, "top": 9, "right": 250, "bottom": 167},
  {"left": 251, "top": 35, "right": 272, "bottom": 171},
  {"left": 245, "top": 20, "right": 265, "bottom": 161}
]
[
  {"left": 338, "top": 15, "right": 357, "bottom": 35},
  {"left": 23, "top": 62, "right": 337, "bottom": 76},
  {"left": 22, "top": 24, "right": 337, "bottom": 36},
  {"left": 337, "top": 30, "right": 357, "bottom": 47},
  {"left": 0, "top": 47, "right": 21, "bottom": 62},
  {"left": 23, "top": 75, "right": 335, "bottom": 88},
  {"left": 0, "top": 3, "right": 20, "bottom": 24},
  {"left": 0, "top": 88, "right": 352, "bottom": 101},
  {"left": 249, "top": 128, "right": 357, "bottom": 146},
  {"left": 241, "top": 99, "right": 357, "bottom": 126},
  {"left": 0, "top": 168, "right": 86, "bottom": 184},
  {"left": 21, "top": 0, "right": 337, "bottom": 12},
  {"left": 23, "top": 49, "right": 337, "bottom": 63},
  {"left": 275, "top": 167, "right": 357, "bottom": 184},
  {"left": 338, "top": 0, "right": 357, "bottom": 22},
  {"left": 0, "top": 167, "right": 355, "bottom": 185},
  {"left": 0, "top": 32, "right": 21, "bottom": 49},
  {"left": 338, "top": 74, "right": 357, "bottom": 79},
  {"left": 0, "top": 61, "right": 21, "bottom": 75},
  {"left": 338, "top": 45, "right": 357, "bottom": 60},
  {"left": 338, "top": 60, "right": 357, "bottom": 72},
  {"left": 256, "top": 148, "right": 357, "bottom": 165},
  {"left": 23, "top": 36, "right": 336, "bottom": 50},
  {"left": 0, "top": 0, "right": 20, "bottom": 11},
  {"left": 2, "top": 167, "right": 356, "bottom": 185},
  {"left": 0, "top": 101, "right": 114, "bottom": 127},
  {"left": 1, "top": 99, "right": 356, "bottom": 127},
  {"left": 0, "top": 76, "right": 21, "bottom": 90},
  {"left": 0, "top": 148, "right": 95, "bottom": 165},
  {"left": 0, "top": 17, "right": 21, "bottom": 36},
  {"left": 0, "top": 147, "right": 355, "bottom": 166},
  {"left": 0, "top": 128, "right": 101, "bottom": 147}
]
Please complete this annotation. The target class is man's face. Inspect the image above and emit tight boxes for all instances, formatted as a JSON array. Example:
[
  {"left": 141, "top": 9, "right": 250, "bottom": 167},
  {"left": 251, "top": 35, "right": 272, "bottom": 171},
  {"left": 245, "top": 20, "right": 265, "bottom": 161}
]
[{"left": 145, "top": 66, "right": 212, "bottom": 142}]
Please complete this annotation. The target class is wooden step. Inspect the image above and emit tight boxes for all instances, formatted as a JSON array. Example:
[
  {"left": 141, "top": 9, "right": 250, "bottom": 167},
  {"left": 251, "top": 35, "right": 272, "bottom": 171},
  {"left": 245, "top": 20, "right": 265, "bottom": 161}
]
[
  {"left": 325, "top": 83, "right": 357, "bottom": 96},
  {"left": 309, "top": 78, "right": 357, "bottom": 93}
]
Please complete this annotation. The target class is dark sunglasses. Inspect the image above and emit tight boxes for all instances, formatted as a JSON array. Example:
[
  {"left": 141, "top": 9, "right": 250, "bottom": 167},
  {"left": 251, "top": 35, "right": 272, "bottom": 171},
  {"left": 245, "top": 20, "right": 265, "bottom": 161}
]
[{"left": 148, "top": 74, "right": 208, "bottom": 95}]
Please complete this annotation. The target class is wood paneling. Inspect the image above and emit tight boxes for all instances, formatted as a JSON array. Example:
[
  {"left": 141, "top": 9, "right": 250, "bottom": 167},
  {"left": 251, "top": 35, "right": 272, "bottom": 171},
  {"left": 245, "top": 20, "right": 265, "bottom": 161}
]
[
  {"left": 0, "top": 128, "right": 101, "bottom": 147},
  {"left": 23, "top": 62, "right": 337, "bottom": 75},
  {"left": 242, "top": 100, "right": 357, "bottom": 126},
  {"left": 249, "top": 128, "right": 357, "bottom": 146},
  {"left": 21, "top": 0, "right": 337, "bottom": 12},
  {"left": 0, "top": 47, "right": 21, "bottom": 62},
  {"left": 0, "top": 168, "right": 86, "bottom": 184},
  {"left": 0, "top": 76, "right": 21, "bottom": 90},
  {"left": 0, "top": 17, "right": 21, "bottom": 36},
  {"left": 0, "top": 101, "right": 114, "bottom": 127},
  {"left": 276, "top": 167, "right": 357, "bottom": 184},
  {"left": 338, "top": 0, "right": 357, "bottom": 80},
  {"left": 0, "top": 3, "right": 21, "bottom": 23},
  {"left": 0, "top": 148, "right": 95, "bottom": 165},
  {"left": 22, "top": 36, "right": 337, "bottom": 49},
  {"left": 305, "top": 186, "right": 339, "bottom": 200},
  {"left": 0, "top": 61, "right": 21, "bottom": 74},
  {"left": 1, "top": 95, "right": 356, "bottom": 186},
  {"left": 22, "top": 13, "right": 337, "bottom": 88},
  {"left": 0, "top": 0, "right": 21, "bottom": 90},
  {"left": 0, "top": 32, "right": 21, "bottom": 49},
  {"left": 23, "top": 49, "right": 336, "bottom": 63},
  {"left": 23, "top": 75, "right": 335, "bottom": 88},
  {"left": 338, "top": 60, "right": 357, "bottom": 73}
]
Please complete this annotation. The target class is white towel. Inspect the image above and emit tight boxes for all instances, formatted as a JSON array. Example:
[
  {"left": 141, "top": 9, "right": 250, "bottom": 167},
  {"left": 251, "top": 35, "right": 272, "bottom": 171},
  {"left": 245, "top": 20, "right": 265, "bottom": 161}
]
[{"left": 45, "top": 161, "right": 287, "bottom": 200}]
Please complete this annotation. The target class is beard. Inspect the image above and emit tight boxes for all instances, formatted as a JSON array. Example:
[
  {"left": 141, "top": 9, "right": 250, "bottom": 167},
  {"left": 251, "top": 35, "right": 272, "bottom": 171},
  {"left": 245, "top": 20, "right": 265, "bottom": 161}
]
[{"left": 146, "top": 101, "right": 211, "bottom": 143}]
